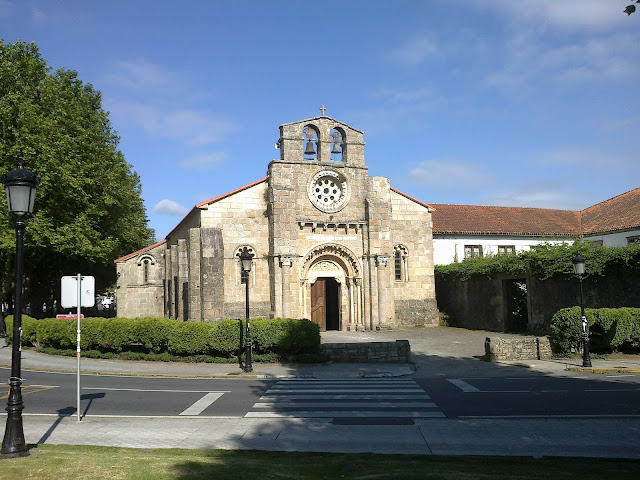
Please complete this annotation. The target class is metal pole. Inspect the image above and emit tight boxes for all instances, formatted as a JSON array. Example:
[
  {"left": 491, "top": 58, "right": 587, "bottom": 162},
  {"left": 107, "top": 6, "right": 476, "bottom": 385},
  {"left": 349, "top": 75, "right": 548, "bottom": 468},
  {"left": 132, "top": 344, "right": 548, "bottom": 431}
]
[
  {"left": 579, "top": 275, "right": 592, "bottom": 367},
  {"left": 1, "top": 221, "right": 28, "bottom": 457},
  {"left": 76, "top": 273, "right": 82, "bottom": 421},
  {"left": 244, "top": 274, "right": 252, "bottom": 373}
]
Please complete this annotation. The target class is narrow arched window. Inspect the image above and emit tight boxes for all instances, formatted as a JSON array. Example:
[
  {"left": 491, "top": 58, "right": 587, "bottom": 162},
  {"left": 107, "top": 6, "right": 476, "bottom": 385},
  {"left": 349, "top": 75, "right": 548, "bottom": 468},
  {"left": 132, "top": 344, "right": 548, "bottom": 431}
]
[
  {"left": 138, "top": 255, "right": 155, "bottom": 285},
  {"left": 394, "top": 245, "right": 409, "bottom": 282},
  {"left": 143, "top": 259, "right": 150, "bottom": 284}
]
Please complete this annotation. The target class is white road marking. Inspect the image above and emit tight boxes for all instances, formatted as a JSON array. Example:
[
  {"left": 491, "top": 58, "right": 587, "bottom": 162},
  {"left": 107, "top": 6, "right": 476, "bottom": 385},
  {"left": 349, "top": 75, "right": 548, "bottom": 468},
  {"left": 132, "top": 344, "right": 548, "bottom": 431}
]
[
  {"left": 179, "top": 392, "right": 225, "bottom": 416},
  {"left": 447, "top": 379, "right": 480, "bottom": 392},
  {"left": 82, "top": 387, "right": 230, "bottom": 393},
  {"left": 246, "top": 411, "right": 445, "bottom": 418},
  {"left": 253, "top": 402, "right": 437, "bottom": 408}
]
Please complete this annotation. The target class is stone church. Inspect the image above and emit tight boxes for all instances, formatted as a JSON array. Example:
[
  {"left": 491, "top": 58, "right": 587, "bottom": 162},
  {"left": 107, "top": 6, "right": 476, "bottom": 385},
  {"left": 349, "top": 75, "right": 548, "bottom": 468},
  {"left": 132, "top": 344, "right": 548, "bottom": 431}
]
[{"left": 115, "top": 113, "right": 438, "bottom": 330}]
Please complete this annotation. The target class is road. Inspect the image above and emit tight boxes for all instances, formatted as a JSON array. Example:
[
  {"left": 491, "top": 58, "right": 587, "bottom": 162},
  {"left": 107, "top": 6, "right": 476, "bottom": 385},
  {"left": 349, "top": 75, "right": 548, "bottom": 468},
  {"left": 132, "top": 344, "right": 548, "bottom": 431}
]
[{"left": 4, "top": 367, "right": 639, "bottom": 422}]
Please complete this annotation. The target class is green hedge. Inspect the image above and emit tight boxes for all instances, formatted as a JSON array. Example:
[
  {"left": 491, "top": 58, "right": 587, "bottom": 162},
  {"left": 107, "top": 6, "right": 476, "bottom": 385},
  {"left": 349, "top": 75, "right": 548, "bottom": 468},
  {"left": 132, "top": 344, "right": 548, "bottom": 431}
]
[
  {"left": 549, "top": 307, "right": 640, "bottom": 354},
  {"left": 3, "top": 316, "right": 320, "bottom": 358}
]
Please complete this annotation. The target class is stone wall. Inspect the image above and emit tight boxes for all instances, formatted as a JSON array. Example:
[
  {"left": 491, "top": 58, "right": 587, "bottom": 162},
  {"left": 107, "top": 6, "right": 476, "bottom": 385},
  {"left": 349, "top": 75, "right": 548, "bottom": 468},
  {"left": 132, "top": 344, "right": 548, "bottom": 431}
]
[
  {"left": 436, "top": 272, "right": 640, "bottom": 335},
  {"left": 320, "top": 339, "right": 411, "bottom": 363},
  {"left": 484, "top": 336, "right": 552, "bottom": 361}
]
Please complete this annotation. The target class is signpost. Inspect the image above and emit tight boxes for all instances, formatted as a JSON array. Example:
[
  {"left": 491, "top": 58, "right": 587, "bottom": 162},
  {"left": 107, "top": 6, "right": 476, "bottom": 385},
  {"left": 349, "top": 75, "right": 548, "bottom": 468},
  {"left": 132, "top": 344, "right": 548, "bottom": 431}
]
[{"left": 61, "top": 275, "right": 95, "bottom": 421}]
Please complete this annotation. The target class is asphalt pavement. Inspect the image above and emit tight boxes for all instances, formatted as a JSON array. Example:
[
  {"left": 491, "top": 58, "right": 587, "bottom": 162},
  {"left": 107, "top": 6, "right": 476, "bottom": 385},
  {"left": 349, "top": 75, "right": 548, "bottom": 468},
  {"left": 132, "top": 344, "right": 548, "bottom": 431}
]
[{"left": 1, "top": 327, "right": 640, "bottom": 458}]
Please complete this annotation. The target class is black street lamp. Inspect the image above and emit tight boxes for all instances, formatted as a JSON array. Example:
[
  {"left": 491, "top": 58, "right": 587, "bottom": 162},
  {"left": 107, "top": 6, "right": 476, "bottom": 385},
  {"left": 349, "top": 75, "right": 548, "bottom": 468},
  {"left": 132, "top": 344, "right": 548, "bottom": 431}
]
[
  {"left": 240, "top": 249, "right": 254, "bottom": 373},
  {"left": 1, "top": 160, "right": 38, "bottom": 457},
  {"left": 572, "top": 254, "right": 592, "bottom": 368}
]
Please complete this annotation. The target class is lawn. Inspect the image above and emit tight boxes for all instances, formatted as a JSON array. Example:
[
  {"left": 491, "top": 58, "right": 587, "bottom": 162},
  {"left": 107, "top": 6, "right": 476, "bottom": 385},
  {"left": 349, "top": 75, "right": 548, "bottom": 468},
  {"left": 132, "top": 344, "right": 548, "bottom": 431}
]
[{"left": 0, "top": 445, "right": 637, "bottom": 479}]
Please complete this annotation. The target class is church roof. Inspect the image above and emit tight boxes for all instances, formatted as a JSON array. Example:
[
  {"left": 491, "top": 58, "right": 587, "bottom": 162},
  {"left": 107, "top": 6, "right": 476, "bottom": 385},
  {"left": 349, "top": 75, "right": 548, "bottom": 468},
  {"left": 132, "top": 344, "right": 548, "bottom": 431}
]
[
  {"left": 390, "top": 187, "right": 434, "bottom": 211},
  {"left": 164, "top": 177, "right": 269, "bottom": 240},
  {"left": 431, "top": 187, "right": 640, "bottom": 237},
  {"left": 196, "top": 177, "right": 268, "bottom": 208},
  {"left": 114, "top": 239, "right": 167, "bottom": 263}
]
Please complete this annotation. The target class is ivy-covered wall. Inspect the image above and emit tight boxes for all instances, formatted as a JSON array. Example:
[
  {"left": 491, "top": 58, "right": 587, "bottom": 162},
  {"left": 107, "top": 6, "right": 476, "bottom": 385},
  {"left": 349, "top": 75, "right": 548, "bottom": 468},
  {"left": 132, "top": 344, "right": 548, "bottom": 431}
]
[{"left": 435, "top": 244, "right": 640, "bottom": 335}]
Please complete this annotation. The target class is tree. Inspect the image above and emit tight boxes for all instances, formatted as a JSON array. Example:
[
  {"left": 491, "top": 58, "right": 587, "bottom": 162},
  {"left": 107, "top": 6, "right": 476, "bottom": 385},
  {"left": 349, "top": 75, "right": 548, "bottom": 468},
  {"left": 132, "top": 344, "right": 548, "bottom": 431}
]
[
  {"left": 625, "top": 1, "right": 639, "bottom": 15},
  {"left": 0, "top": 40, "right": 153, "bottom": 316}
]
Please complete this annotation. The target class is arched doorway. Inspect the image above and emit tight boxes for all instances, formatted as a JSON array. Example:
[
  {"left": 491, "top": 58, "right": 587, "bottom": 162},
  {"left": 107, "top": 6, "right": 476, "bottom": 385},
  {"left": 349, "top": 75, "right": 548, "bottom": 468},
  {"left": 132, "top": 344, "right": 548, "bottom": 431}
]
[
  {"left": 310, "top": 277, "right": 340, "bottom": 331},
  {"left": 302, "top": 243, "right": 362, "bottom": 331}
]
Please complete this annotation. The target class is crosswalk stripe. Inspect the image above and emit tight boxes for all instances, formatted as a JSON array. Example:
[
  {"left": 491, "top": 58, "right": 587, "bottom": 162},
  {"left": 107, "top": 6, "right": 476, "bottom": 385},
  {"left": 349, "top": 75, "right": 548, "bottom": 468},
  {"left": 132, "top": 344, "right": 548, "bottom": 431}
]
[
  {"left": 246, "top": 411, "right": 446, "bottom": 418},
  {"left": 259, "top": 394, "right": 431, "bottom": 400},
  {"left": 253, "top": 402, "right": 437, "bottom": 408},
  {"left": 247, "top": 378, "right": 444, "bottom": 420},
  {"left": 266, "top": 388, "right": 425, "bottom": 393}
]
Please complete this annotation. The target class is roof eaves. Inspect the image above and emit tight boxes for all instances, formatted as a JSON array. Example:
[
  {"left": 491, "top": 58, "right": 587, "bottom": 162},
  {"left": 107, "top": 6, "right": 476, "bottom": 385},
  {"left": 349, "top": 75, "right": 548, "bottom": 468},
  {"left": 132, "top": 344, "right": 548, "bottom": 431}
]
[
  {"left": 114, "top": 239, "right": 167, "bottom": 264},
  {"left": 390, "top": 187, "right": 435, "bottom": 211}
]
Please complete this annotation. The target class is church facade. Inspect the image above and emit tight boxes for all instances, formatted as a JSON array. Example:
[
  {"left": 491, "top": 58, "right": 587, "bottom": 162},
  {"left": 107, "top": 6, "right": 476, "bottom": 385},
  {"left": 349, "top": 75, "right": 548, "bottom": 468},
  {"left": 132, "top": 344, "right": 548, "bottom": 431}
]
[{"left": 115, "top": 114, "right": 439, "bottom": 330}]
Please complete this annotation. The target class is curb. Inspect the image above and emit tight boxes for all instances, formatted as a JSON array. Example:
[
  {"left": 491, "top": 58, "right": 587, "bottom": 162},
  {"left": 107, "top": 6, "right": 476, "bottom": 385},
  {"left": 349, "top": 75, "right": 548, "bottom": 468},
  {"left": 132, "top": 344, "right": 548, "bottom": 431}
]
[{"left": 565, "top": 366, "right": 640, "bottom": 374}]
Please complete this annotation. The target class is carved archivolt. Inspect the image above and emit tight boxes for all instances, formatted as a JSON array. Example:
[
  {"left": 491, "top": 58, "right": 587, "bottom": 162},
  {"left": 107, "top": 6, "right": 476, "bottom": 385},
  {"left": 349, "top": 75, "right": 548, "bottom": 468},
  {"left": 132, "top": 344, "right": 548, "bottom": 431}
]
[{"left": 302, "top": 243, "right": 360, "bottom": 278}]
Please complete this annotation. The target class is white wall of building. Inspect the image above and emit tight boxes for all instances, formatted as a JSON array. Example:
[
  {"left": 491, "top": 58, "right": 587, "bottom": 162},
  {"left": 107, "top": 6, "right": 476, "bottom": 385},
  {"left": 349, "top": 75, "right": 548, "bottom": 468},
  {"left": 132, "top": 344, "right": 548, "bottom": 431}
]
[
  {"left": 583, "top": 229, "right": 640, "bottom": 247},
  {"left": 433, "top": 236, "right": 571, "bottom": 265}
]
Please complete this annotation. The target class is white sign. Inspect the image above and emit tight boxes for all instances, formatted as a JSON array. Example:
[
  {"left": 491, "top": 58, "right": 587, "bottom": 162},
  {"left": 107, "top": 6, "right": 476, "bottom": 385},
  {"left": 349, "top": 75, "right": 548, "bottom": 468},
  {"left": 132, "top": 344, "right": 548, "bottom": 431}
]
[{"left": 61, "top": 276, "right": 95, "bottom": 308}]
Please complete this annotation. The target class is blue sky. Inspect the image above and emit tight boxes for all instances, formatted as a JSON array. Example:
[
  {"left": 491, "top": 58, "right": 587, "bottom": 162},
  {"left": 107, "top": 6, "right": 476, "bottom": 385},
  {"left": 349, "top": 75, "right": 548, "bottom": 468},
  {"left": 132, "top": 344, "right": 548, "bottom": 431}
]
[{"left": 2, "top": 0, "right": 639, "bottom": 240}]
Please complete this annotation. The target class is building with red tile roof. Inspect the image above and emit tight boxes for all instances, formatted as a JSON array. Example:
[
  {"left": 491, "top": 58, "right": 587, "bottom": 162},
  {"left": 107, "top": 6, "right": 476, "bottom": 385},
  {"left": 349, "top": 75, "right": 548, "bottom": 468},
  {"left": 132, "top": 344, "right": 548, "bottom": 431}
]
[{"left": 431, "top": 188, "right": 640, "bottom": 264}]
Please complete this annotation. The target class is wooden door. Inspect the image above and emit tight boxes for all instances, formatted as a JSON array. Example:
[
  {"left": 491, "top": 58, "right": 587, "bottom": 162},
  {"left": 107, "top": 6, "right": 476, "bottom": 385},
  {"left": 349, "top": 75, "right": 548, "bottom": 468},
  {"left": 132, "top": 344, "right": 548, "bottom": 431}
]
[{"left": 310, "top": 279, "right": 326, "bottom": 331}]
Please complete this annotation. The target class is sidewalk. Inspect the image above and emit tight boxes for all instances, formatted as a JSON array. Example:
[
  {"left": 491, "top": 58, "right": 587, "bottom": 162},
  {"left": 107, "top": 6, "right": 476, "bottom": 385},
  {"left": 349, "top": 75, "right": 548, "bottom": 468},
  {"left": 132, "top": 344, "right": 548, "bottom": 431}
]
[{"left": 2, "top": 327, "right": 639, "bottom": 378}]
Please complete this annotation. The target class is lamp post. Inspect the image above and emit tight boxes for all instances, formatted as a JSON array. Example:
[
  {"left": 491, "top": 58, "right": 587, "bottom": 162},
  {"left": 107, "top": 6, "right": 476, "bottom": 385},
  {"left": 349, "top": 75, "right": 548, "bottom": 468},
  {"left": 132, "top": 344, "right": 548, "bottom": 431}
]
[
  {"left": 240, "top": 249, "right": 254, "bottom": 373},
  {"left": 572, "top": 254, "right": 592, "bottom": 368},
  {"left": 1, "top": 160, "right": 38, "bottom": 457}
]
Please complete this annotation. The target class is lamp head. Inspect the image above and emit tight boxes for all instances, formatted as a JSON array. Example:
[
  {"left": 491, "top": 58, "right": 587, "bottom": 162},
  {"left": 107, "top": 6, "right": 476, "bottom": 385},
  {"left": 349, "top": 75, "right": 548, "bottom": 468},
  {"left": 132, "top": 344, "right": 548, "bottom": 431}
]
[
  {"left": 4, "top": 161, "right": 38, "bottom": 219},
  {"left": 572, "top": 254, "right": 585, "bottom": 276},
  {"left": 239, "top": 249, "right": 254, "bottom": 272}
]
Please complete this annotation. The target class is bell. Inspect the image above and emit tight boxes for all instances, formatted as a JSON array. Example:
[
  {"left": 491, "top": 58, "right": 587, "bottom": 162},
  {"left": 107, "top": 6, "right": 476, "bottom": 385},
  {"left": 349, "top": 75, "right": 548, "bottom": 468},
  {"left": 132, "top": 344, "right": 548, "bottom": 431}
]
[
  {"left": 331, "top": 142, "right": 342, "bottom": 155},
  {"left": 304, "top": 141, "right": 316, "bottom": 156}
]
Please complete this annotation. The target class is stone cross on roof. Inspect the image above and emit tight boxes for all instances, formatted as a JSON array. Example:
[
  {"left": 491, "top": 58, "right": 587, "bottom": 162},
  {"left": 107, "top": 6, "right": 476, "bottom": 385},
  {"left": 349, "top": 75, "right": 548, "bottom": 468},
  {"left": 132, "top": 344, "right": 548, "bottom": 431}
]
[{"left": 320, "top": 104, "right": 326, "bottom": 116}]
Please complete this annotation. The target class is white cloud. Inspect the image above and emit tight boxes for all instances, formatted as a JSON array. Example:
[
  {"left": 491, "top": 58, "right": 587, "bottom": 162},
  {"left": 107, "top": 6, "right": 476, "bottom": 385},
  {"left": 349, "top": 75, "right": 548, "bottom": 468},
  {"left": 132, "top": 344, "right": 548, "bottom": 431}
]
[
  {"left": 408, "top": 159, "right": 494, "bottom": 188},
  {"left": 481, "top": 182, "right": 581, "bottom": 210},
  {"left": 109, "top": 101, "right": 235, "bottom": 146},
  {"left": 107, "top": 60, "right": 179, "bottom": 91},
  {"left": 179, "top": 152, "right": 227, "bottom": 171},
  {"left": 152, "top": 199, "right": 189, "bottom": 216},
  {"left": 475, "top": 0, "right": 626, "bottom": 31},
  {"left": 485, "top": 31, "right": 640, "bottom": 93},
  {"left": 388, "top": 32, "right": 441, "bottom": 67}
]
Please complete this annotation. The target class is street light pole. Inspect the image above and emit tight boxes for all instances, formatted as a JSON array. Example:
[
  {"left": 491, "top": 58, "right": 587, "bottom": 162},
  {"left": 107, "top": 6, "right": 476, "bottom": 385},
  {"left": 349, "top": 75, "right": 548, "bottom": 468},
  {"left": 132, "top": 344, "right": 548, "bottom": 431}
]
[
  {"left": 572, "top": 254, "right": 592, "bottom": 368},
  {"left": 1, "top": 160, "right": 38, "bottom": 458},
  {"left": 240, "top": 249, "right": 254, "bottom": 373}
]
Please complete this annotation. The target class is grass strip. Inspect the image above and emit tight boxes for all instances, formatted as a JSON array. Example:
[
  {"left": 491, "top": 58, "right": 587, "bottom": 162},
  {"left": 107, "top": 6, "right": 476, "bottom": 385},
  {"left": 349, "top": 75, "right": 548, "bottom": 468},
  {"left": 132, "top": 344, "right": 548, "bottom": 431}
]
[{"left": 0, "top": 444, "right": 638, "bottom": 479}]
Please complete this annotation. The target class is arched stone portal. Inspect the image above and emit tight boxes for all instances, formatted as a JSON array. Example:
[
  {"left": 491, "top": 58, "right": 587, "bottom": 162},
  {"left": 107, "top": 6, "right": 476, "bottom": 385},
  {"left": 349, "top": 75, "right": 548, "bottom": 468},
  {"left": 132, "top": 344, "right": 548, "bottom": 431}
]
[{"left": 300, "top": 244, "right": 362, "bottom": 331}]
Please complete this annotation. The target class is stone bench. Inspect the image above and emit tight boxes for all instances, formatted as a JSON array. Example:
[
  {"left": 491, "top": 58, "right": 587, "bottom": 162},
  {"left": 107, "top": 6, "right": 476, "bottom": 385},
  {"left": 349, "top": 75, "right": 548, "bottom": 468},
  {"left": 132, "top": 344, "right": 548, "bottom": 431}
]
[
  {"left": 485, "top": 336, "right": 552, "bottom": 361},
  {"left": 320, "top": 340, "right": 411, "bottom": 363}
]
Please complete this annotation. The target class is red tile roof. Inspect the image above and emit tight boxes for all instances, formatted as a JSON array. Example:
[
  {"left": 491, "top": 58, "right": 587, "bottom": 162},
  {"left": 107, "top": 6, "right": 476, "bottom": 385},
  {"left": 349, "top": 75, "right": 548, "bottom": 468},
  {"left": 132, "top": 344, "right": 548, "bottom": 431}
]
[
  {"left": 580, "top": 187, "right": 640, "bottom": 234},
  {"left": 431, "top": 204, "right": 581, "bottom": 236},
  {"left": 431, "top": 187, "right": 640, "bottom": 237},
  {"left": 114, "top": 239, "right": 167, "bottom": 263}
]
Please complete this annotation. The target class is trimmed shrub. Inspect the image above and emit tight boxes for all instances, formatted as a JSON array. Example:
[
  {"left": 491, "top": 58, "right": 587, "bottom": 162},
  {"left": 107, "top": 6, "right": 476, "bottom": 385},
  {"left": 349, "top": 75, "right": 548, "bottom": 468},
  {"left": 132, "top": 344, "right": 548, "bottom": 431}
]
[
  {"left": 5, "top": 315, "right": 320, "bottom": 361},
  {"left": 550, "top": 307, "right": 640, "bottom": 354},
  {"left": 4, "top": 315, "right": 38, "bottom": 345},
  {"left": 167, "top": 322, "right": 215, "bottom": 356},
  {"left": 251, "top": 318, "right": 320, "bottom": 355}
]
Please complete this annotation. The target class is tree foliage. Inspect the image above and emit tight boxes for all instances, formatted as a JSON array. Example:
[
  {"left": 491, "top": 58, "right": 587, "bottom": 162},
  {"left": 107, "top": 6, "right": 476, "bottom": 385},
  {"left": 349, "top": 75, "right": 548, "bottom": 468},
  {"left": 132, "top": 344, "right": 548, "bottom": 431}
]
[
  {"left": 434, "top": 242, "right": 640, "bottom": 282},
  {"left": 0, "top": 39, "right": 153, "bottom": 313},
  {"left": 625, "top": 1, "right": 639, "bottom": 15}
]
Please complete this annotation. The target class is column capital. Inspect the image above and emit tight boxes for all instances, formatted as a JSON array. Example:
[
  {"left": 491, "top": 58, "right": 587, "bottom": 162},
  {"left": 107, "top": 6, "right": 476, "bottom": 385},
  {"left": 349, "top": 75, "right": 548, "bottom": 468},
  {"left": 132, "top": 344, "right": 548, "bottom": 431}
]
[
  {"left": 375, "top": 254, "right": 389, "bottom": 267},
  {"left": 279, "top": 255, "right": 294, "bottom": 267}
]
